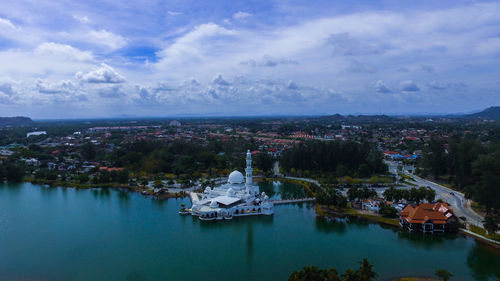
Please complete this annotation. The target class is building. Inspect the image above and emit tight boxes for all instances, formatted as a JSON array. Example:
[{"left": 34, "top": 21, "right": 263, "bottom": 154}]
[
  {"left": 400, "top": 203, "right": 458, "bottom": 233},
  {"left": 26, "top": 131, "right": 47, "bottom": 137},
  {"left": 185, "top": 150, "right": 273, "bottom": 221}
]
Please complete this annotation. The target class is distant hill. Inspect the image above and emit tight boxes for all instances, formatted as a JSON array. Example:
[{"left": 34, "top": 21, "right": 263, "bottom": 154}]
[
  {"left": 466, "top": 106, "right": 500, "bottom": 119},
  {"left": 0, "top": 116, "right": 35, "bottom": 127}
]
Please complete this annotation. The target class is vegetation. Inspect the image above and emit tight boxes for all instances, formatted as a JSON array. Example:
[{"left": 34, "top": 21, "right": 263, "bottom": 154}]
[
  {"left": 288, "top": 258, "right": 377, "bottom": 281},
  {"left": 434, "top": 269, "right": 453, "bottom": 281},
  {"left": 280, "top": 141, "right": 387, "bottom": 178},
  {"left": 421, "top": 137, "right": 500, "bottom": 214},
  {"left": 382, "top": 186, "right": 436, "bottom": 204}
]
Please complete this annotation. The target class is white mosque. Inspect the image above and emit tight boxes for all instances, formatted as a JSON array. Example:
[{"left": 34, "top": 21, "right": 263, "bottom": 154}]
[{"left": 183, "top": 150, "right": 274, "bottom": 220}]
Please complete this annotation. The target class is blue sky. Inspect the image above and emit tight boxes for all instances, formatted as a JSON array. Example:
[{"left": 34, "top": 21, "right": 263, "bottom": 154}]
[{"left": 0, "top": 0, "right": 499, "bottom": 118}]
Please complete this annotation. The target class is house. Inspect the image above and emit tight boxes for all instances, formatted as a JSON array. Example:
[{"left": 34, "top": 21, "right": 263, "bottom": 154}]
[
  {"left": 400, "top": 203, "right": 458, "bottom": 233},
  {"left": 361, "top": 199, "right": 381, "bottom": 212}
]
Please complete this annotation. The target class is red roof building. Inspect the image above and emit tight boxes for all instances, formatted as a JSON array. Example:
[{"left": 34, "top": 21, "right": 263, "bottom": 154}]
[{"left": 400, "top": 203, "right": 458, "bottom": 233}]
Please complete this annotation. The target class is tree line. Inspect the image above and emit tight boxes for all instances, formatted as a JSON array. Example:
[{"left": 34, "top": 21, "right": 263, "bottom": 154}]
[
  {"left": 280, "top": 141, "right": 387, "bottom": 178},
  {"left": 422, "top": 136, "right": 500, "bottom": 213}
]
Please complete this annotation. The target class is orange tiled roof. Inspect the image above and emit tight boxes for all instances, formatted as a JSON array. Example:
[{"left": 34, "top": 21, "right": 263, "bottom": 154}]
[{"left": 401, "top": 203, "right": 454, "bottom": 224}]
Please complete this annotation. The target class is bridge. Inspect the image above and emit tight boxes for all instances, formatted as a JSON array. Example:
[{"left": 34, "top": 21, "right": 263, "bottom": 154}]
[{"left": 271, "top": 198, "right": 316, "bottom": 205}]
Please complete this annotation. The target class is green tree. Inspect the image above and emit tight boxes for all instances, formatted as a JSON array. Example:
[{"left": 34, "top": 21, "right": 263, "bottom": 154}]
[
  {"left": 81, "top": 141, "right": 96, "bottom": 160},
  {"left": 471, "top": 152, "right": 500, "bottom": 213},
  {"left": 435, "top": 269, "right": 453, "bottom": 281},
  {"left": 357, "top": 258, "right": 377, "bottom": 281},
  {"left": 341, "top": 269, "right": 359, "bottom": 281},
  {"left": 358, "top": 164, "right": 371, "bottom": 178},
  {"left": 288, "top": 266, "right": 339, "bottom": 281},
  {"left": 483, "top": 215, "right": 498, "bottom": 235}
]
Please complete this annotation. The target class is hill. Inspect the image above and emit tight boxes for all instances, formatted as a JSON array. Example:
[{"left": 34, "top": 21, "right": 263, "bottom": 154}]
[
  {"left": 0, "top": 116, "right": 35, "bottom": 127},
  {"left": 466, "top": 106, "right": 500, "bottom": 119}
]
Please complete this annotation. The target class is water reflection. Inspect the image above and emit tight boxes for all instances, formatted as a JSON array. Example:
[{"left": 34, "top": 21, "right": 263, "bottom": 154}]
[
  {"left": 315, "top": 217, "right": 347, "bottom": 235},
  {"left": 258, "top": 181, "right": 307, "bottom": 200},
  {"left": 467, "top": 244, "right": 500, "bottom": 280},
  {"left": 396, "top": 230, "right": 459, "bottom": 249}
]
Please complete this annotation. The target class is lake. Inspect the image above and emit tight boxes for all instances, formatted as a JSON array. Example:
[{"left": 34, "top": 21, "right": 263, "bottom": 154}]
[{"left": 0, "top": 182, "right": 499, "bottom": 281}]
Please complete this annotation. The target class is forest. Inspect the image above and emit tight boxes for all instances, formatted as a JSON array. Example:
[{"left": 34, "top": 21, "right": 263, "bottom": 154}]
[
  {"left": 421, "top": 136, "right": 500, "bottom": 213},
  {"left": 279, "top": 140, "right": 387, "bottom": 178}
]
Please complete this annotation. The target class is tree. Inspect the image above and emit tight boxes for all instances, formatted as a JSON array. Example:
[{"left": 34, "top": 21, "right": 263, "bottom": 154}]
[
  {"left": 483, "top": 215, "right": 498, "bottom": 235},
  {"left": 357, "top": 258, "right": 377, "bottom": 281},
  {"left": 471, "top": 152, "right": 500, "bottom": 213},
  {"left": 358, "top": 164, "right": 371, "bottom": 178},
  {"left": 383, "top": 186, "right": 396, "bottom": 201},
  {"left": 288, "top": 266, "right": 339, "bottom": 281},
  {"left": 340, "top": 269, "right": 359, "bottom": 281},
  {"left": 153, "top": 179, "right": 164, "bottom": 189},
  {"left": 81, "top": 141, "right": 96, "bottom": 160},
  {"left": 254, "top": 152, "right": 274, "bottom": 174},
  {"left": 425, "top": 187, "right": 436, "bottom": 202},
  {"left": 3, "top": 162, "right": 25, "bottom": 182},
  {"left": 435, "top": 269, "right": 453, "bottom": 281}
]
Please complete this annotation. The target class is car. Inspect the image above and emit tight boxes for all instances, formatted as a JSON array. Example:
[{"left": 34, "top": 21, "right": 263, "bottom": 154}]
[
  {"left": 450, "top": 192, "right": 455, "bottom": 196},
  {"left": 459, "top": 216, "right": 467, "bottom": 221}
]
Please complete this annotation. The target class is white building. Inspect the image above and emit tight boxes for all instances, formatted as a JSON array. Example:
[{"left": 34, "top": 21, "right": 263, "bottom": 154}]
[
  {"left": 26, "top": 131, "right": 47, "bottom": 138},
  {"left": 184, "top": 150, "right": 274, "bottom": 220}
]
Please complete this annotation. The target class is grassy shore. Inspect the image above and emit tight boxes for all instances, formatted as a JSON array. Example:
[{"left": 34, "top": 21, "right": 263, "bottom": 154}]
[
  {"left": 391, "top": 278, "right": 440, "bottom": 281},
  {"left": 315, "top": 204, "right": 400, "bottom": 227}
]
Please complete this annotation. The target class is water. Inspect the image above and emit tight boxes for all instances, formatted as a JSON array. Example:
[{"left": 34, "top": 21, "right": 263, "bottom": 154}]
[{"left": 0, "top": 182, "right": 499, "bottom": 281}]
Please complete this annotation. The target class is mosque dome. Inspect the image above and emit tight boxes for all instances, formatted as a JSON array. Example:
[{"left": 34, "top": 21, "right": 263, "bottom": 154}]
[
  {"left": 204, "top": 186, "right": 212, "bottom": 193},
  {"left": 226, "top": 188, "right": 235, "bottom": 196},
  {"left": 228, "top": 170, "right": 244, "bottom": 184}
]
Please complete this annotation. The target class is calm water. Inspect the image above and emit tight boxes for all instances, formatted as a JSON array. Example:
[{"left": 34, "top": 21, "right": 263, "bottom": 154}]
[{"left": 0, "top": 182, "right": 499, "bottom": 281}]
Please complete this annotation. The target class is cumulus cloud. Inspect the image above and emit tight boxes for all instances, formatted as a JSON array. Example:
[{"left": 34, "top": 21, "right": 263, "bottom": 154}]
[
  {"left": 98, "top": 86, "right": 126, "bottom": 98},
  {"left": 287, "top": 80, "right": 299, "bottom": 90},
  {"left": 420, "top": 64, "right": 435, "bottom": 73},
  {"left": 88, "top": 29, "right": 127, "bottom": 50},
  {"left": 212, "top": 74, "right": 230, "bottom": 86},
  {"left": 373, "top": 80, "right": 391, "bottom": 93},
  {"left": 240, "top": 56, "right": 298, "bottom": 67},
  {"left": 400, "top": 80, "right": 420, "bottom": 92},
  {"left": 37, "top": 79, "right": 76, "bottom": 94},
  {"left": 76, "top": 63, "right": 125, "bottom": 83},
  {"left": 233, "top": 11, "right": 251, "bottom": 20},
  {"left": 35, "top": 42, "right": 93, "bottom": 61}
]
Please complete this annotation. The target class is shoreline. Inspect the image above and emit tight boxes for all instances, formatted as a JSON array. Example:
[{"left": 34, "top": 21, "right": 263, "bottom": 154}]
[{"left": 15, "top": 178, "right": 500, "bottom": 250}]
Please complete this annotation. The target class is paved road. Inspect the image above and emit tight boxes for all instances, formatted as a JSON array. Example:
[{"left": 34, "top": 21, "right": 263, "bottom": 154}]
[
  {"left": 386, "top": 161, "right": 484, "bottom": 226},
  {"left": 405, "top": 172, "right": 484, "bottom": 226}
]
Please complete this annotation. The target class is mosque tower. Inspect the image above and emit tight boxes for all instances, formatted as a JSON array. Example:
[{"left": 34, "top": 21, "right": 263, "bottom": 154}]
[{"left": 245, "top": 150, "right": 253, "bottom": 188}]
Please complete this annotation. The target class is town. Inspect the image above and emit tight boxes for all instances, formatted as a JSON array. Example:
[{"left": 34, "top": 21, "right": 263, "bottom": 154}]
[{"left": 1, "top": 109, "right": 499, "bottom": 245}]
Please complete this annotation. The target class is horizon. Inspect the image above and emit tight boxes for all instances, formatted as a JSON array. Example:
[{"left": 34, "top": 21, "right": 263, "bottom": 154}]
[{"left": 1, "top": 1, "right": 500, "bottom": 118}]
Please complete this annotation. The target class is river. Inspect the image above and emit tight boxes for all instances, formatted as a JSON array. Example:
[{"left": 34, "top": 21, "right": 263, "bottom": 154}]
[{"left": 0, "top": 182, "right": 499, "bottom": 281}]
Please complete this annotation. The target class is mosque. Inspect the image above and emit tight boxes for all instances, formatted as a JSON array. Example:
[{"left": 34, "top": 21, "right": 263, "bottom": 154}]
[{"left": 183, "top": 150, "right": 274, "bottom": 220}]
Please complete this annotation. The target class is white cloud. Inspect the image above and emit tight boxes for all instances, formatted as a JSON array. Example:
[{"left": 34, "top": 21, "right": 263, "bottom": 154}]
[
  {"left": 37, "top": 79, "right": 76, "bottom": 94},
  {"left": 35, "top": 42, "right": 94, "bottom": 61},
  {"left": 88, "top": 29, "right": 127, "bottom": 50},
  {"left": 167, "top": 11, "right": 182, "bottom": 16},
  {"left": 400, "top": 80, "right": 420, "bottom": 92},
  {"left": 0, "top": 17, "right": 17, "bottom": 30},
  {"left": 373, "top": 80, "right": 391, "bottom": 93},
  {"left": 73, "top": 15, "right": 90, "bottom": 24},
  {"left": 233, "top": 11, "right": 252, "bottom": 20},
  {"left": 76, "top": 63, "right": 126, "bottom": 83}
]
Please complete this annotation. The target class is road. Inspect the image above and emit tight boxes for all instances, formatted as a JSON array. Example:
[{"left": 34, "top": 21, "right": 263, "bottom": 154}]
[
  {"left": 386, "top": 161, "right": 484, "bottom": 226},
  {"left": 406, "top": 173, "right": 484, "bottom": 226}
]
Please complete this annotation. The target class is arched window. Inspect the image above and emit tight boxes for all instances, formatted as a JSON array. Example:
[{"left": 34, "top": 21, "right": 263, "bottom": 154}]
[{"left": 258, "top": 208, "right": 261, "bottom": 213}]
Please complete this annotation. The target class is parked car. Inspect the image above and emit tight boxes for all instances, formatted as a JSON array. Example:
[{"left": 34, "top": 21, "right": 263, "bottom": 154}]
[{"left": 459, "top": 216, "right": 466, "bottom": 221}]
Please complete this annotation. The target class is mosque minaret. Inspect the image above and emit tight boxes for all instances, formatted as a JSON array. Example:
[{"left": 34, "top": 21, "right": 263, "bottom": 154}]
[{"left": 181, "top": 149, "right": 274, "bottom": 220}]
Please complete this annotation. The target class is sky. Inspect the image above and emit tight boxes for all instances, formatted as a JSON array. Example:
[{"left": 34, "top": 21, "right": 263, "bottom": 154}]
[{"left": 0, "top": 0, "right": 499, "bottom": 118}]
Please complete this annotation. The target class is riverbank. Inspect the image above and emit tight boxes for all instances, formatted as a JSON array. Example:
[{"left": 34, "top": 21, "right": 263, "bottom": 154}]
[
  {"left": 315, "top": 204, "right": 400, "bottom": 227},
  {"left": 24, "top": 178, "right": 188, "bottom": 199}
]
